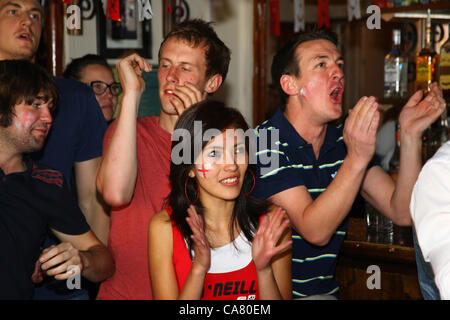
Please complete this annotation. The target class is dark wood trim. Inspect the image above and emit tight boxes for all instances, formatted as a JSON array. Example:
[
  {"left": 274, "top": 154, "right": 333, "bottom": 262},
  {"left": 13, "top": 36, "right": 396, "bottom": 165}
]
[
  {"left": 252, "top": 0, "right": 267, "bottom": 127},
  {"left": 45, "top": 1, "right": 64, "bottom": 76}
]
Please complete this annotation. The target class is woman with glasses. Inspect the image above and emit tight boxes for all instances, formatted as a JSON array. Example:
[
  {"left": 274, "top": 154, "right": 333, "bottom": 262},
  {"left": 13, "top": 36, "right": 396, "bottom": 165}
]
[{"left": 63, "top": 54, "right": 122, "bottom": 123}]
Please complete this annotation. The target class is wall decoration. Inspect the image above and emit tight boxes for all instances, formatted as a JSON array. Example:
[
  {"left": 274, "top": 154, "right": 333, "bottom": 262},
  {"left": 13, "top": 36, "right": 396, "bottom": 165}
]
[
  {"left": 294, "top": 0, "right": 305, "bottom": 33},
  {"left": 269, "top": 0, "right": 280, "bottom": 37},
  {"left": 347, "top": 0, "right": 362, "bottom": 22},
  {"left": 97, "top": 0, "right": 153, "bottom": 59},
  {"left": 317, "top": 0, "right": 330, "bottom": 29},
  {"left": 163, "top": 0, "right": 190, "bottom": 36}
]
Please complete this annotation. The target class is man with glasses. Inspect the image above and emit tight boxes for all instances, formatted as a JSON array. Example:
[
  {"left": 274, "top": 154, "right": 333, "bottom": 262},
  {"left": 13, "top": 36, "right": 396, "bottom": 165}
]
[{"left": 64, "top": 54, "right": 122, "bottom": 123}]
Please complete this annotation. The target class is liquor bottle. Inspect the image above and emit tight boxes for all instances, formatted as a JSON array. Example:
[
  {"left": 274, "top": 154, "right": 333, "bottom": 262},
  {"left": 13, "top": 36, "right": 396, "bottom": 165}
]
[
  {"left": 439, "top": 23, "right": 450, "bottom": 100},
  {"left": 384, "top": 29, "right": 408, "bottom": 98},
  {"left": 389, "top": 121, "right": 400, "bottom": 181},
  {"left": 428, "top": 111, "right": 449, "bottom": 158},
  {"left": 415, "top": 9, "right": 439, "bottom": 95}
]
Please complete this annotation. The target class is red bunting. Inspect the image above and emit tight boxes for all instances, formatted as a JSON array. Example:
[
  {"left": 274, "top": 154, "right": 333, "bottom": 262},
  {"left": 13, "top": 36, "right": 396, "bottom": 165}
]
[
  {"left": 166, "top": 0, "right": 173, "bottom": 13},
  {"left": 317, "top": 0, "right": 330, "bottom": 29},
  {"left": 107, "top": 0, "right": 121, "bottom": 22},
  {"left": 269, "top": 0, "right": 280, "bottom": 37},
  {"left": 374, "top": 0, "right": 387, "bottom": 8}
]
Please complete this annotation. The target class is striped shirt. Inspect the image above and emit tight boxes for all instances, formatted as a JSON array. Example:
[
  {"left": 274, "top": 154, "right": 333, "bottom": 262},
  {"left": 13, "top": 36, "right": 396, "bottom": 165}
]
[{"left": 253, "top": 107, "right": 377, "bottom": 298}]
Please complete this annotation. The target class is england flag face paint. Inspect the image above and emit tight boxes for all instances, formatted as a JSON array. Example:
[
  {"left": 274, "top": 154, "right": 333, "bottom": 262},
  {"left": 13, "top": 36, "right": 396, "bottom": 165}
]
[{"left": 196, "top": 163, "right": 212, "bottom": 178}]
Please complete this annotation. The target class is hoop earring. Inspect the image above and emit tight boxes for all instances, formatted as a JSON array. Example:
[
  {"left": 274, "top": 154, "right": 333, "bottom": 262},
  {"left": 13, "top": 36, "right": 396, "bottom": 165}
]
[
  {"left": 185, "top": 177, "right": 199, "bottom": 204},
  {"left": 241, "top": 170, "right": 256, "bottom": 196}
]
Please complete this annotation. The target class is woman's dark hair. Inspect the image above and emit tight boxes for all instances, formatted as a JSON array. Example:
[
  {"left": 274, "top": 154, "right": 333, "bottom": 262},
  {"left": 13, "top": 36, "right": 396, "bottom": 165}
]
[
  {"left": 168, "top": 100, "right": 268, "bottom": 253},
  {"left": 0, "top": 59, "right": 58, "bottom": 128},
  {"left": 63, "top": 54, "right": 111, "bottom": 81}
]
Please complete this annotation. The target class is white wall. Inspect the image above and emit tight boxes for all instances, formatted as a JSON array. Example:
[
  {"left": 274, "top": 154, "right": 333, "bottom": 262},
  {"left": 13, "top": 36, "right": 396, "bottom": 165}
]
[
  {"left": 63, "top": 0, "right": 254, "bottom": 124},
  {"left": 211, "top": 0, "right": 254, "bottom": 125}
]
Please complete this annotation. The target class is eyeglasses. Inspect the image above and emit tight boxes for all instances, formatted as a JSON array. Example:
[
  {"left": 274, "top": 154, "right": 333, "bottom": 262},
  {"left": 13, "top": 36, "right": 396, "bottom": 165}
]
[{"left": 88, "top": 81, "right": 122, "bottom": 96}]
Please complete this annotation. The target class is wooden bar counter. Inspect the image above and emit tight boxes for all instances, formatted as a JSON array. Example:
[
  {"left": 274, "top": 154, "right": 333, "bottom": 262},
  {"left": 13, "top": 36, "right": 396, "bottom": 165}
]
[{"left": 335, "top": 218, "right": 422, "bottom": 300}]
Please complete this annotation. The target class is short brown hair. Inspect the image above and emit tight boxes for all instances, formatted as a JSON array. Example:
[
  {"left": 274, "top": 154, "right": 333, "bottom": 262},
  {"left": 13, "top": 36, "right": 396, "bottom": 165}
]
[
  {"left": 271, "top": 28, "right": 339, "bottom": 104},
  {"left": 159, "top": 19, "right": 231, "bottom": 82},
  {"left": 0, "top": 60, "right": 58, "bottom": 127}
]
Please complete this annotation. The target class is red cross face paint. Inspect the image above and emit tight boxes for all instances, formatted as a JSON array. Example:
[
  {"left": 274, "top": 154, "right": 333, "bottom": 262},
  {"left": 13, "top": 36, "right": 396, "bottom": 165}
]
[{"left": 196, "top": 163, "right": 212, "bottom": 178}]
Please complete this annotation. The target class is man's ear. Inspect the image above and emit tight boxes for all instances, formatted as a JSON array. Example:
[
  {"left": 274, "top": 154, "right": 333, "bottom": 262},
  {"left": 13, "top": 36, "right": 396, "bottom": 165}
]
[
  {"left": 280, "top": 74, "right": 299, "bottom": 97},
  {"left": 204, "top": 74, "right": 223, "bottom": 94}
]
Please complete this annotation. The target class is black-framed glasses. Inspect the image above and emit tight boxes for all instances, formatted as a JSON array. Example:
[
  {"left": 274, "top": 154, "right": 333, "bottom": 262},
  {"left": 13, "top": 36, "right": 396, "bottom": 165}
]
[{"left": 88, "top": 81, "right": 122, "bottom": 96}]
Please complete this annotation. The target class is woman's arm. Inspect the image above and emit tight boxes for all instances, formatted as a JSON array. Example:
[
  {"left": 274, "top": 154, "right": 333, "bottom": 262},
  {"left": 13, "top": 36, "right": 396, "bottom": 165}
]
[
  {"left": 148, "top": 210, "right": 180, "bottom": 299},
  {"left": 149, "top": 207, "right": 210, "bottom": 300}
]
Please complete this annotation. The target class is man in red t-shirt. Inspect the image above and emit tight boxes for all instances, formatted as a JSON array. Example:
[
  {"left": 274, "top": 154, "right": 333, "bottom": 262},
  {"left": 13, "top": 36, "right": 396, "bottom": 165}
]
[{"left": 96, "top": 19, "right": 231, "bottom": 299}]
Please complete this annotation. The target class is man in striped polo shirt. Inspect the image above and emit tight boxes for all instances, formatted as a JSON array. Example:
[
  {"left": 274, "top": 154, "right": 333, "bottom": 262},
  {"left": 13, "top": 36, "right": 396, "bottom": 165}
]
[{"left": 253, "top": 29, "right": 445, "bottom": 299}]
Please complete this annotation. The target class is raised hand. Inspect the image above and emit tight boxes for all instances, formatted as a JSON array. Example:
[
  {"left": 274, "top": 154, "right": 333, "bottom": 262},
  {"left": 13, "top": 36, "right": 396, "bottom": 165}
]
[
  {"left": 343, "top": 96, "right": 380, "bottom": 167},
  {"left": 252, "top": 207, "right": 292, "bottom": 272},
  {"left": 399, "top": 82, "right": 446, "bottom": 140},
  {"left": 186, "top": 205, "right": 211, "bottom": 273},
  {"left": 116, "top": 53, "right": 152, "bottom": 94}
]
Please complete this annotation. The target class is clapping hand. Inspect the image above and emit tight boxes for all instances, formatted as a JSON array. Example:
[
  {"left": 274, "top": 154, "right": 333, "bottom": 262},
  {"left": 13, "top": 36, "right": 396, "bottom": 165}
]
[
  {"left": 186, "top": 205, "right": 211, "bottom": 273},
  {"left": 252, "top": 207, "right": 292, "bottom": 272},
  {"left": 343, "top": 96, "right": 380, "bottom": 167},
  {"left": 399, "top": 82, "right": 446, "bottom": 139}
]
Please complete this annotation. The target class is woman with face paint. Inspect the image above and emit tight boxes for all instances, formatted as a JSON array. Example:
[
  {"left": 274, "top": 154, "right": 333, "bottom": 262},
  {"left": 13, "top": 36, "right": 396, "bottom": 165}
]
[{"left": 148, "top": 100, "right": 292, "bottom": 300}]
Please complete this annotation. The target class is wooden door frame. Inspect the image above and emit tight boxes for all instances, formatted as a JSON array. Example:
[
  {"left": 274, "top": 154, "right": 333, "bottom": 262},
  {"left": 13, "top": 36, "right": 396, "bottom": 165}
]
[
  {"left": 252, "top": 0, "right": 267, "bottom": 127},
  {"left": 44, "top": 1, "right": 64, "bottom": 76}
]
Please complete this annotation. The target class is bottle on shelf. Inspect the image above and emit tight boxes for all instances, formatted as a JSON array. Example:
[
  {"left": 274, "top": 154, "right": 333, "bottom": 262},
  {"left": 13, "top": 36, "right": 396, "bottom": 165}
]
[
  {"left": 427, "top": 110, "right": 449, "bottom": 159},
  {"left": 384, "top": 29, "right": 408, "bottom": 98},
  {"left": 415, "top": 9, "right": 439, "bottom": 95},
  {"left": 389, "top": 121, "right": 400, "bottom": 181},
  {"left": 439, "top": 23, "right": 450, "bottom": 100}
]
